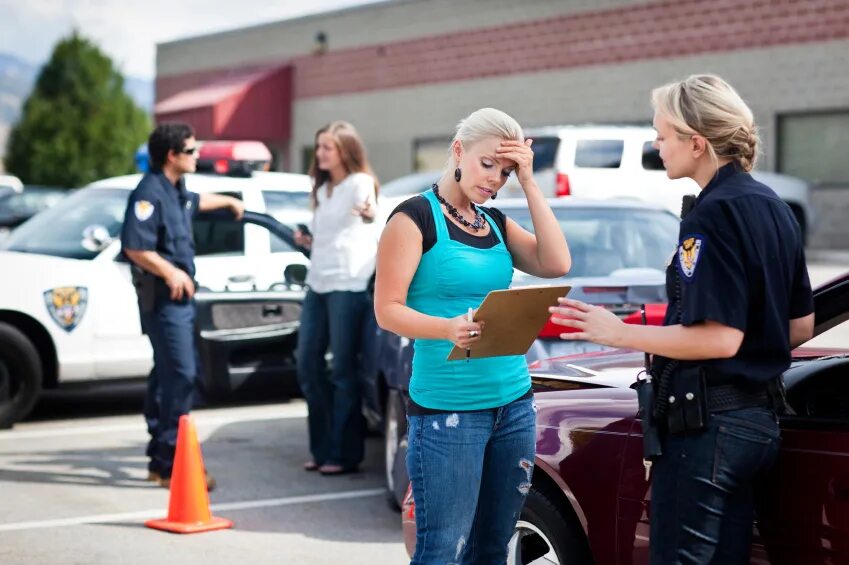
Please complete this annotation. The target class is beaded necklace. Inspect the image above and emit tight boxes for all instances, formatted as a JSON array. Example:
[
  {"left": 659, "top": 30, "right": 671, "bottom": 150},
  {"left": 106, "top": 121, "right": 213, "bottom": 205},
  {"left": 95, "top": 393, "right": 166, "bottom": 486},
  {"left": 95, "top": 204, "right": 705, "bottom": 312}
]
[{"left": 432, "top": 184, "right": 486, "bottom": 231}]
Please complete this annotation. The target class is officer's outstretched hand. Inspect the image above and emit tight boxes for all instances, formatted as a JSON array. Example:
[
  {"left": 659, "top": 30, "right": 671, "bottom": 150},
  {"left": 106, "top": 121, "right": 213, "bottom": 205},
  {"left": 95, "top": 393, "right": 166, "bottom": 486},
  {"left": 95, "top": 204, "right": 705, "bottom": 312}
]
[
  {"left": 549, "top": 297, "right": 626, "bottom": 348},
  {"left": 166, "top": 267, "right": 195, "bottom": 301}
]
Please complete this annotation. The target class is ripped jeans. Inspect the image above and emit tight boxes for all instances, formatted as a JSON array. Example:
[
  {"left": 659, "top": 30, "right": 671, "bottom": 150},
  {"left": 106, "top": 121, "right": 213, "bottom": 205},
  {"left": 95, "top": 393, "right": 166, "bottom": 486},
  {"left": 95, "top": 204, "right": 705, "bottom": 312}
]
[{"left": 407, "top": 396, "right": 536, "bottom": 565}]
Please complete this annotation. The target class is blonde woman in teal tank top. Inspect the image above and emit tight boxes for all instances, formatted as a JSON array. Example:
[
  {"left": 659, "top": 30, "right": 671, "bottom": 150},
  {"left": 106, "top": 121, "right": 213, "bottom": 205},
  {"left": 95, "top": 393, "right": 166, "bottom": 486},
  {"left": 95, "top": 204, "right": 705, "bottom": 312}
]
[{"left": 374, "top": 108, "right": 572, "bottom": 564}]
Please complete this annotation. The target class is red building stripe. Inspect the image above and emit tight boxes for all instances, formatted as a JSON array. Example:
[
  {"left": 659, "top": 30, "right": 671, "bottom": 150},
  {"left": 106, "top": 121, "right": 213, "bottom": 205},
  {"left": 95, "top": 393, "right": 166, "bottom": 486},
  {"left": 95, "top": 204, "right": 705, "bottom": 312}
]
[{"left": 157, "top": 0, "right": 849, "bottom": 102}]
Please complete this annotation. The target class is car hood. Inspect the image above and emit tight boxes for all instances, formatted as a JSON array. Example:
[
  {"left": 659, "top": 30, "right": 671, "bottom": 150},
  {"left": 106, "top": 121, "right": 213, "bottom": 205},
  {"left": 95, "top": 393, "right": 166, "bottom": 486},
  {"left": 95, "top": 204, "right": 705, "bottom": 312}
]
[
  {"left": 530, "top": 345, "right": 849, "bottom": 391},
  {"left": 0, "top": 251, "right": 95, "bottom": 304},
  {"left": 514, "top": 270, "right": 667, "bottom": 305}
]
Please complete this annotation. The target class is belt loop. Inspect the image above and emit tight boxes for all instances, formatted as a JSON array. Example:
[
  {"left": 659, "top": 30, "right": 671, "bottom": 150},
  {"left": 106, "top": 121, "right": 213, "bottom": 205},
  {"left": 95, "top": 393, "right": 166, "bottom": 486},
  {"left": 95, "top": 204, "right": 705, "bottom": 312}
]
[{"left": 494, "top": 406, "right": 504, "bottom": 429}]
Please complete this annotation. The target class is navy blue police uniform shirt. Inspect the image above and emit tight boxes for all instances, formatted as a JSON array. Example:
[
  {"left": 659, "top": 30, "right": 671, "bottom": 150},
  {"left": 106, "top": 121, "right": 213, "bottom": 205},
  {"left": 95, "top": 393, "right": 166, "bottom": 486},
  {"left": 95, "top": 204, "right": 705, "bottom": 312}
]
[
  {"left": 120, "top": 170, "right": 201, "bottom": 278},
  {"left": 663, "top": 162, "right": 814, "bottom": 385}
]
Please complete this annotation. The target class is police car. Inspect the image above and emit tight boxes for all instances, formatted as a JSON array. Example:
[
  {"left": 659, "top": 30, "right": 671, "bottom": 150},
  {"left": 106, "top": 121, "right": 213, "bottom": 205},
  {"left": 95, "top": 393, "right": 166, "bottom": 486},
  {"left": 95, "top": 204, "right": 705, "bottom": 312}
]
[{"left": 0, "top": 142, "right": 312, "bottom": 428}]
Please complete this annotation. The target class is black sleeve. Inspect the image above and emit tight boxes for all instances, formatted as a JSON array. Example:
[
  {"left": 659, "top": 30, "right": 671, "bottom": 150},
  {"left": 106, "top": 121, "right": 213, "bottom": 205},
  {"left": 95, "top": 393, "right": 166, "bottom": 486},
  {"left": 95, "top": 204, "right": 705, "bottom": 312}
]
[
  {"left": 677, "top": 201, "right": 748, "bottom": 331},
  {"left": 790, "top": 244, "right": 814, "bottom": 319},
  {"left": 483, "top": 206, "right": 509, "bottom": 247},
  {"left": 388, "top": 195, "right": 437, "bottom": 253}
]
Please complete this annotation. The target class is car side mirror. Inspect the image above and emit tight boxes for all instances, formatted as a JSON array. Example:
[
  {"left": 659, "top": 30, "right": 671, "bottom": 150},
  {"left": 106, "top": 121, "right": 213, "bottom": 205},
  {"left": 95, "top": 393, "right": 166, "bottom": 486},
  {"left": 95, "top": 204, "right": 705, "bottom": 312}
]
[
  {"left": 284, "top": 264, "right": 307, "bottom": 287},
  {"left": 81, "top": 224, "right": 113, "bottom": 253}
]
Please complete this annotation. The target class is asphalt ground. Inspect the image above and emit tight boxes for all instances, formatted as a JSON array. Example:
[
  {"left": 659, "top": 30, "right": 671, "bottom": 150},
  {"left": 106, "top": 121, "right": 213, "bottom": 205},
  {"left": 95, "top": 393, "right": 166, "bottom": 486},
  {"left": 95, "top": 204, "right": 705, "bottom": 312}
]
[{"left": 0, "top": 400, "right": 408, "bottom": 564}]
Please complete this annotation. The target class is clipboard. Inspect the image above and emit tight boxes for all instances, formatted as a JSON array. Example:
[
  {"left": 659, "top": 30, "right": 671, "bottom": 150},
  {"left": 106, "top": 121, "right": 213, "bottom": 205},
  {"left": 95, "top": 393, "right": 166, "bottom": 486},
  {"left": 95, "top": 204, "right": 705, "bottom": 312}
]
[{"left": 447, "top": 285, "right": 571, "bottom": 361}]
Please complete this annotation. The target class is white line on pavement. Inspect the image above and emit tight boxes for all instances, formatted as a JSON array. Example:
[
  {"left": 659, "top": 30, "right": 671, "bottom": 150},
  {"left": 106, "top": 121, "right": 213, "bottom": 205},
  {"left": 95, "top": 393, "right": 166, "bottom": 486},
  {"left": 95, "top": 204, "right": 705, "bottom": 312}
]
[
  {"left": 0, "top": 410, "right": 306, "bottom": 441},
  {"left": 0, "top": 488, "right": 385, "bottom": 532}
]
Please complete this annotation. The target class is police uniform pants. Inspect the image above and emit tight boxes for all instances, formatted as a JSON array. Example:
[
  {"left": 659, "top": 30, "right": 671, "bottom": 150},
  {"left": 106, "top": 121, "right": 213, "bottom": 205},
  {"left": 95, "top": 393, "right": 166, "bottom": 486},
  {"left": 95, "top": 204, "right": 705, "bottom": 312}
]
[
  {"left": 141, "top": 299, "right": 197, "bottom": 478},
  {"left": 650, "top": 406, "right": 781, "bottom": 564}
]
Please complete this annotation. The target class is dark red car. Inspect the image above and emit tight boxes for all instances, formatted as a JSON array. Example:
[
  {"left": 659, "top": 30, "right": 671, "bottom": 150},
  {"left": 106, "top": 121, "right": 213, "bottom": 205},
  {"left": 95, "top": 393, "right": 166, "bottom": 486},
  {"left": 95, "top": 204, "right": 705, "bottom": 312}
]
[{"left": 403, "top": 272, "right": 849, "bottom": 564}]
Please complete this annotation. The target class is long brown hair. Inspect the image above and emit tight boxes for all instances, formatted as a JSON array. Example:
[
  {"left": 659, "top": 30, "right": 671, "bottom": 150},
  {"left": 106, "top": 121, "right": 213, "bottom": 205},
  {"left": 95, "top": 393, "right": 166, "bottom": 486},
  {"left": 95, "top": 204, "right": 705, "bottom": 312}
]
[{"left": 308, "top": 121, "right": 379, "bottom": 207}]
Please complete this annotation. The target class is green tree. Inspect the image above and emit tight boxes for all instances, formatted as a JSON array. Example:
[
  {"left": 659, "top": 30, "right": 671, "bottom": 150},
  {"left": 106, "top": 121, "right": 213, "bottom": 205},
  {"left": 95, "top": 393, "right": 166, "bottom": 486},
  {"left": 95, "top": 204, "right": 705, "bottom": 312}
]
[{"left": 6, "top": 31, "right": 149, "bottom": 187}]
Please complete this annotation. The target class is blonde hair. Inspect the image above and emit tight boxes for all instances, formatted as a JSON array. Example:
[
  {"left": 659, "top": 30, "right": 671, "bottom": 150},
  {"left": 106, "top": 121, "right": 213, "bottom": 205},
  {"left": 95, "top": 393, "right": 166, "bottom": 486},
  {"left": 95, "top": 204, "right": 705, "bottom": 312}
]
[
  {"left": 651, "top": 74, "right": 760, "bottom": 172},
  {"left": 445, "top": 108, "right": 524, "bottom": 171},
  {"left": 309, "top": 120, "right": 379, "bottom": 207}
]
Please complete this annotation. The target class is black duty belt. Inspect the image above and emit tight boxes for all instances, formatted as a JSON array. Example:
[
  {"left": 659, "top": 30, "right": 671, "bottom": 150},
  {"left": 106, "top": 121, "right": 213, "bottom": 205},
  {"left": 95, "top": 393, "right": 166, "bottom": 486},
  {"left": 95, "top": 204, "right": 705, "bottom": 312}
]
[{"left": 706, "top": 383, "right": 771, "bottom": 413}]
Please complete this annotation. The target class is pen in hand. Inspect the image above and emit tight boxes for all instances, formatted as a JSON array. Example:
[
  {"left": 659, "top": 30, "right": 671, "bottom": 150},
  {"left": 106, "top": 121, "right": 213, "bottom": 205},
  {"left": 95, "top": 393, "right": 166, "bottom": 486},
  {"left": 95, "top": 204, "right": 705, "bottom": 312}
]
[{"left": 466, "top": 307, "right": 473, "bottom": 363}]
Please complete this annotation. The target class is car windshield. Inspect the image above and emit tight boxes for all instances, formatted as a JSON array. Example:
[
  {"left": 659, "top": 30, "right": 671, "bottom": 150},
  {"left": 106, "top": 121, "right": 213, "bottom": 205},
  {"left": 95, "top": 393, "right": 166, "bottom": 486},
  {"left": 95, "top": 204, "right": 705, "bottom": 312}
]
[
  {"left": 502, "top": 206, "right": 679, "bottom": 278},
  {"left": 0, "top": 188, "right": 69, "bottom": 217},
  {"left": 1, "top": 188, "right": 129, "bottom": 260}
]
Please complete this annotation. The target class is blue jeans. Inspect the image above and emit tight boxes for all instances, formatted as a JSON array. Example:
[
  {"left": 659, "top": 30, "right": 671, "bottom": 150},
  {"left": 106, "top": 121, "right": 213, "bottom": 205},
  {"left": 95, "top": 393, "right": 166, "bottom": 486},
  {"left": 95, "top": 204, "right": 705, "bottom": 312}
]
[
  {"left": 141, "top": 299, "right": 197, "bottom": 478},
  {"left": 407, "top": 396, "right": 536, "bottom": 565},
  {"left": 296, "top": 290, "right": 370, "bottom": 468},
  {"left": 650, "top": 407, "right": 781, "bottom": 564}
]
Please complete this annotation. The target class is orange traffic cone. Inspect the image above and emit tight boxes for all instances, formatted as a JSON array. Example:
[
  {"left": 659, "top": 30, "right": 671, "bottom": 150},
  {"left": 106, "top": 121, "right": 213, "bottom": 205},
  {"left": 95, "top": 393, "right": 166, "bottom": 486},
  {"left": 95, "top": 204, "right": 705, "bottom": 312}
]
[{"left": 145, "top": 415, "right": 233, "bottom": 534}]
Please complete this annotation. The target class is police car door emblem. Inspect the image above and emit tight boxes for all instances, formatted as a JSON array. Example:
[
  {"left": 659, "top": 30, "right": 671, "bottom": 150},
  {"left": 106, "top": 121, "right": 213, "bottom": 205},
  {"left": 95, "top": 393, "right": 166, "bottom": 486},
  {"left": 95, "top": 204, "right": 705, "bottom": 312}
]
[
  {"left": 678, "top": 236, "right": 703, "bottom": 280},
  {"left": 134, "top": 200, "right": 154, "bottom": 221},
  {"left": 44, "top": 287, "right": 89, "bottom": 332}
]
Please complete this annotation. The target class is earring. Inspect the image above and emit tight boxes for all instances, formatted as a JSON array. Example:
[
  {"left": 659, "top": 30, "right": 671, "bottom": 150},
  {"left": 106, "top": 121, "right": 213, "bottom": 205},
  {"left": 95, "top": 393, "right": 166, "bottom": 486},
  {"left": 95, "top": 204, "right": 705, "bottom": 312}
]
[
  {"left": 491, "top": 193, "right": 497, "bottom": 200},
  {"left": 454, "top": 167, "right": 462, "bottom": 182}
]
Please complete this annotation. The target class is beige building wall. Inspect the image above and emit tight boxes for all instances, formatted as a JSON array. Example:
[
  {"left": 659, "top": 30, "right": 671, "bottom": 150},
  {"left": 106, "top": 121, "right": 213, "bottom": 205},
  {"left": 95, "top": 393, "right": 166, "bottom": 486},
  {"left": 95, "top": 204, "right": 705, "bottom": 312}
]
[{"left": 292, "top": 39, "right": 849, "bottom": 183}]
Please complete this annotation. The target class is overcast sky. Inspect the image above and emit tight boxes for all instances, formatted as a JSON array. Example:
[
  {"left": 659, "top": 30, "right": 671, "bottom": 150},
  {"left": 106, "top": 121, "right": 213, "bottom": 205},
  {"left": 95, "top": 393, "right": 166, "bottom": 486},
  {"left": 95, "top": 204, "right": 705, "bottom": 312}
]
[{"left": 0, "top": 0, "right": 383, "bottom": 79}]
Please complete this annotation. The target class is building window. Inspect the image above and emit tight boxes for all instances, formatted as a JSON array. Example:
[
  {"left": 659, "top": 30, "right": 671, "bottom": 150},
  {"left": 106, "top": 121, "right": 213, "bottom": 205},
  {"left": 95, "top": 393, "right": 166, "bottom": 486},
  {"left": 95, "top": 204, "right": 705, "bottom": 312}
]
[
  {"left": 778, "top": 111, "right": 849, "bottom": 186},
  {"left": 301, "top": 146, "right": 315, "bottom": 174},
  {"left": 413, "top": 137, "right": 452, "bottom": 172}
]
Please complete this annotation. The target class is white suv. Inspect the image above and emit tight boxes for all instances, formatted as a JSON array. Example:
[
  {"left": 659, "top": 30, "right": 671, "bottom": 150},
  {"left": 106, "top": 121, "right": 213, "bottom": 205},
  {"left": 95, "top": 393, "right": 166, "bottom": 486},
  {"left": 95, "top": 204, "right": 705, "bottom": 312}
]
[{"left": 513, "top": 125, "right": 814, "bottom": 239}]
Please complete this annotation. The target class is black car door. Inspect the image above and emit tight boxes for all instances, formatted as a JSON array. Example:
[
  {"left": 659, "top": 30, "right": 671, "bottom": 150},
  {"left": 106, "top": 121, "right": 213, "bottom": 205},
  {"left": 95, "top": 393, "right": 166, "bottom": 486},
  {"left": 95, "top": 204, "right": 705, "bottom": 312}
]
[{"left": 193, "top": 210, "right": 309, "bottom": 398}]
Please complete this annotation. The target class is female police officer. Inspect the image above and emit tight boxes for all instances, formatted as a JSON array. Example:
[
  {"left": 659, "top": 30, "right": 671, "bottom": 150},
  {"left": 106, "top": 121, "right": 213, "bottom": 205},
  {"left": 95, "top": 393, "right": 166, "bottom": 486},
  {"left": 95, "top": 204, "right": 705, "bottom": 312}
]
[{"left": 550, "top": 75, "right": 815, "bottom": 564}]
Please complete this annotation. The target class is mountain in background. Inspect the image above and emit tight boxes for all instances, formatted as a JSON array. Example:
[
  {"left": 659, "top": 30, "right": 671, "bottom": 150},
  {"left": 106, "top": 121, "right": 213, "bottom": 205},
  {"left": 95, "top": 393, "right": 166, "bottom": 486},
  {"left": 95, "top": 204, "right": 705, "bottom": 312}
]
[{"left": 0, "top": 52, "right": 152, "bottom": 168}]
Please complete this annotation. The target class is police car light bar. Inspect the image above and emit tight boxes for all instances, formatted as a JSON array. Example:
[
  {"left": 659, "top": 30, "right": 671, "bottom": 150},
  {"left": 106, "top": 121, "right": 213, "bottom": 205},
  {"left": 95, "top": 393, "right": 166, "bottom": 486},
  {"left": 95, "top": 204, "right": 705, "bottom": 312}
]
[{"left": 197, "top": 141, "right": 272, "bottom": 177}]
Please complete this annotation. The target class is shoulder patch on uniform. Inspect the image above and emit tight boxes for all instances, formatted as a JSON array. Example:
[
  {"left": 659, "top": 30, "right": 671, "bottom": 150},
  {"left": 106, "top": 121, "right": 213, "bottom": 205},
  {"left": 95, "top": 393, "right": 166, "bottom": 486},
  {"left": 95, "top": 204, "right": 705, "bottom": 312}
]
[
  {"left": 134, "top": 200, "right": 155, "bottom": 221},
  {"left": 677, "top": 235, "right": 705, "bottom": 281}
]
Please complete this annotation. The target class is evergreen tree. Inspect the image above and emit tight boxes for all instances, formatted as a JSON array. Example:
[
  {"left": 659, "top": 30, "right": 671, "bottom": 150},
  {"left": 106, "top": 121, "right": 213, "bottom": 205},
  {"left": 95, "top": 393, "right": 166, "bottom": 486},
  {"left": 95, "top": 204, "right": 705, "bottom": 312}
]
[{"left": 6, "top": 31, "right": 149, "bottom": 187}]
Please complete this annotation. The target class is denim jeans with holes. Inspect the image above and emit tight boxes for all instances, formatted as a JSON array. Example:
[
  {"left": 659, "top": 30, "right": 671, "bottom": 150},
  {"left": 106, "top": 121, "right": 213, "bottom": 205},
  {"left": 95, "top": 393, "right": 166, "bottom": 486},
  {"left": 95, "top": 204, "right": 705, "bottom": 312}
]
[
  {"left": 406, "top": 396, "right": 536, "bottom": 565},
  {"left": 650, "top": 406, "right": 781, "bottom": 565}
]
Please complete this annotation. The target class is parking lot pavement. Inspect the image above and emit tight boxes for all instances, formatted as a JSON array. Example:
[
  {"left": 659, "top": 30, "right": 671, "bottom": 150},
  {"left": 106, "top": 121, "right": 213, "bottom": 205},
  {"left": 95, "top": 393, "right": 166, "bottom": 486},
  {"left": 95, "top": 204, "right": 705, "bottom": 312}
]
[{"left": 0, "top": 401, "right": 408, "bottom": 565}]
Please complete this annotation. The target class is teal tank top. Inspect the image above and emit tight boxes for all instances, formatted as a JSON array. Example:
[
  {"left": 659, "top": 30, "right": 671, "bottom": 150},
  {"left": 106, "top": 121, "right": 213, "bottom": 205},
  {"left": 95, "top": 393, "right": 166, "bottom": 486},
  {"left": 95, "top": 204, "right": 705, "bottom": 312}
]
[{"left": 406, "top": 190, "right": 530, "bottom": 410}]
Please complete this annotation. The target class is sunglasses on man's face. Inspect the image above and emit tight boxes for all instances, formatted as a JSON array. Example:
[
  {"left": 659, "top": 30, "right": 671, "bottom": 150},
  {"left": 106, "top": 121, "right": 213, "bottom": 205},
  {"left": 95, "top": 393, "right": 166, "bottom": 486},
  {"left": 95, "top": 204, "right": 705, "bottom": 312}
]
[{"left": 178, "top": 146, "right": 198, "bottom": 155}]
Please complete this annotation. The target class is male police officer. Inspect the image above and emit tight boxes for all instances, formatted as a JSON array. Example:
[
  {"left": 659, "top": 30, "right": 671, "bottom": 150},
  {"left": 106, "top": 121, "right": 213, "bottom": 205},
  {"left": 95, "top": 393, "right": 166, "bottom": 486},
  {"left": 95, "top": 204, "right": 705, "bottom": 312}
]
[{"left": 121, "top": 123, "right": 244, "bottom": 489}]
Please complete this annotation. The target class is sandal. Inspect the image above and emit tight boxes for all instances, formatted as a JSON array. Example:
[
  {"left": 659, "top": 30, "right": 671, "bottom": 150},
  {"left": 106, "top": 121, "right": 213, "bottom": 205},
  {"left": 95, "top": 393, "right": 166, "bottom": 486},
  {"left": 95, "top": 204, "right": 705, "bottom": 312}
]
[
  {"left": 303, "top": 461, "right": 320, "bottom": 471},
  {"left": 318, "top": 463, "right": 359, "bottom": 476}
]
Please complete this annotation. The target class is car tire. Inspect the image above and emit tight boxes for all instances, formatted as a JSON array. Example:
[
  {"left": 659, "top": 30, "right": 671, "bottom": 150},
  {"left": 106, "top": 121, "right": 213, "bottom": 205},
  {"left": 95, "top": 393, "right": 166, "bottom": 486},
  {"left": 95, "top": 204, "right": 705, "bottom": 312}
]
[
  {"left": 508, "top": 485, "right": 593, "bottom": 565},
  {"left": 384, "top": 388, "right": 409, "bottom": 510},
  {"left": 0, "top": 322, "right": 43, "bottom": 429}
]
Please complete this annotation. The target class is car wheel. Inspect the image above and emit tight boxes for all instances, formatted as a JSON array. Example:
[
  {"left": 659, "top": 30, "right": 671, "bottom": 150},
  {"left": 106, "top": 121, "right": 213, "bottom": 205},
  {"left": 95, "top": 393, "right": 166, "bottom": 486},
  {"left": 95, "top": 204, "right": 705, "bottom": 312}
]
[
  {"left": 0, "top": 322, "right": 43, "bottom": 429},
  {"left": 507, "top": 485, "right": 592, "bottom": 565},
  {"left": 384, "top": 388, "right": 408, "bottom": 510}
]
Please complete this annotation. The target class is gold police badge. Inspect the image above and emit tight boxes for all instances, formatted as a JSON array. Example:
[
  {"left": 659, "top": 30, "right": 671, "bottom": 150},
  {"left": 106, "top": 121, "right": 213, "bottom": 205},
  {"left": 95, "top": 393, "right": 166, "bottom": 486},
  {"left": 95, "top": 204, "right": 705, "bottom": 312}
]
[
  {"left": 678, "top": 236, "right": 703, "bottom": 280},
  {"left": 43, "top": 287, "right": 89, "bottom": 332}
]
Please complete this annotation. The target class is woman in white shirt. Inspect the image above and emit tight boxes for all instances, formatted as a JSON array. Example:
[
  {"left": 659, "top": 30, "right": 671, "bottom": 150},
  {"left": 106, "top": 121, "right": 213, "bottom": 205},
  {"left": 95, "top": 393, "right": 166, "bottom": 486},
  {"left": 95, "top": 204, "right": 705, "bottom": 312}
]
[{"left": 294, "top": 121, "right": 380, "bottom": 475}]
